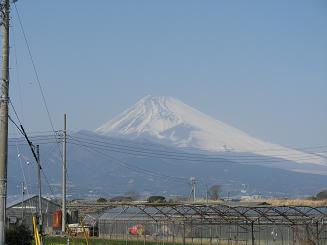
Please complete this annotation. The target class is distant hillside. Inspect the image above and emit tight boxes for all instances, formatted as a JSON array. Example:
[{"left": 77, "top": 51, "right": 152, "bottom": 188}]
[{"left": 7, "top": 131, "right": 327, "bottom": 199}]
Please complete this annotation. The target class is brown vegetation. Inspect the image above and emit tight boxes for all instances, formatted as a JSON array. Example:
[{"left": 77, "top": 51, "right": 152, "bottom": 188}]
[{"left": 266, "top": 199, "right": 327, "bottom": 206}]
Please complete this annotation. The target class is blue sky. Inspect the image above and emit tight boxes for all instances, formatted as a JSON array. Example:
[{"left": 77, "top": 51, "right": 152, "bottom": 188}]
[{"left": 8, "top": 0, "right": 327, "bottom": 148}]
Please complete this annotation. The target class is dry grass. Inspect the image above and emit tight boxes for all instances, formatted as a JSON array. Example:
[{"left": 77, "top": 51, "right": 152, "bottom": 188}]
[
  {"left": 193, "top": 198, "right": 224, "bottom": 204},
  {"left": 266, "top": 199, "right": 327, "bottom": 206}
]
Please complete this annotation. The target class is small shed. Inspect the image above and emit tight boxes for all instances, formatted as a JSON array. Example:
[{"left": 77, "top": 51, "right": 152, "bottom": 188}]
[{"left": 6, "top": 194, "right": 60, "bottom": 234}]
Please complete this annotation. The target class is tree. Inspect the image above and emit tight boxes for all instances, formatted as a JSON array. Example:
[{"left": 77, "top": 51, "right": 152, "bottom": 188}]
[
  {"left": 208, "top": 184, "right": 221, "bottom": 200},
  {"left": 316, "top": 190, "right": 327, "bottom": 200},
  {"left": 97, "top": 197, "right": 107, "bottom": 203}
]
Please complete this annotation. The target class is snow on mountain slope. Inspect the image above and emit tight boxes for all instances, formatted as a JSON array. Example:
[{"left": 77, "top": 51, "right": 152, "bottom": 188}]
[{"left": 95, "top": 95, "right": 326, "bottom": 166}]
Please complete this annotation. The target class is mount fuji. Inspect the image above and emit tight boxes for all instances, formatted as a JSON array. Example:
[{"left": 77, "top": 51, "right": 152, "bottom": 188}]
[{"left": 96, "top": 95, "right": 326, "bottom": 168}]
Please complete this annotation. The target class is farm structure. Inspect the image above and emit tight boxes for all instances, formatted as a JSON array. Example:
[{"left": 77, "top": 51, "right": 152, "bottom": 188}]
[
  {"left": 6, "top": 194, "right": 60, "bottom": 234},
  {"left": 69, "top": 203, "right": 327, "bottom": 245}
]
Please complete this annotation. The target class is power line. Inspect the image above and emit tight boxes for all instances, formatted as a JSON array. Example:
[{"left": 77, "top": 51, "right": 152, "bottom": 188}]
[
  {"left": 10, "top": 23, "right": 25, "bottom": 124},
  {"left": 10, "top": 132, "right": 325, "bottom": 164},
  {"left": 9, "top": 122, "right": 31, "bottom": 200},
  {"left": 9, "top": 130, "right": 60, "bottom": 136},
  {"left": 8, "top": 142, "right": 61, "bottom": 147},
  {"left": 69, "top": 134, "right": 327, "bottom": 160},
  {"left": 8, "top": 116, "right": 56, "bottom": 197},
  {"left": 8, "top": 99, "right": 61, "bottom": 152},
  {"left": 71, "top": 142, "right": 188, "bottom": 184},
  {"left": 9, "top": 133, "right": 60, "bottom": 139},
  {"left": 13, "top": 2, "right": 63, "bottom": 160},
  {"left": 67, "top": 136, "right": 326, "bottom": 164},
  {"left": 8, "top": 115, "right": 24, "bottom": 136},
  {"left": 7, "top": 126, "right": 325, "bottom": 182},
  {"left": 11, "top": 133, "right": 326, "bottom": 164},
  {"left": 41, "top": 169, "right": 55, "bottom": 197},
  {"left": 76, "top": 131, "right": 327, "bottom": 154},
  {"left": 9, "top": 135, "right": 61, "bottom": 142}
]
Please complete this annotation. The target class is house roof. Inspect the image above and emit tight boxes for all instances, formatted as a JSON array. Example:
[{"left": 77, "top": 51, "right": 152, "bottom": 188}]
[{"left": 6, "top": 194, "right": 60, "bottom": 209}]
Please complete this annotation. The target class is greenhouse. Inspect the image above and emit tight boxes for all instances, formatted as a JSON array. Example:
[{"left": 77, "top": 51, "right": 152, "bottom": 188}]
[{"left": 90, "top": 203, "right": 327, "bottom": 245}]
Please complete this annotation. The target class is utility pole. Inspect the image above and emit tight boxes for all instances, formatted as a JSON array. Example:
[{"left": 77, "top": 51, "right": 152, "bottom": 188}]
[
  {"left": 205, "top": 183, "right": 208, "bottom": 204},
  {"left": 62, "top": 114, "right": 67, "bottom": 233},
  {"left": 36, "top": 144, "right": 43, "bottom": 243},
  {"left": 189, "top": 177, "right": 197, "bottom": 203},
  {"left": 193, "top": 179, "right": 196, "bottom": 202},
  {"left": 0, "top": 0, "right": 10, "bottom": 244},
  {"left": 21, "top": 182, "right": 25, "bottom": 221}
]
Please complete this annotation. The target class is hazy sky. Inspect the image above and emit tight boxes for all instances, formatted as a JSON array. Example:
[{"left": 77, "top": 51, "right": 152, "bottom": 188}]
[{"left": 8, "top": 0, "right": 327, "bottom": 148}]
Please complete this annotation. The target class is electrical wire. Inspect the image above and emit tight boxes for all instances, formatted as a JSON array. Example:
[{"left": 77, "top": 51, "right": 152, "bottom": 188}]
[
  {"left": 71, "top": 142, "right": 188, "bottom": 184},
  {"left": 10, "top": 23, "right": 25, "bottom": 124},
  {"left": 41, "top": 169, "right": 55, "bottom": 197},
  {"left": 9, "top": 135, "right": 61, "bottom": 143},
  {"left": 9, "top": 130, "right": 60, "bottom": 137},
  {"left": 13, "top": 2, "right": 63, "bottom": 160},
  {"left": 76, "top": 131, "right": 327, "bottom": 154},
  {"left": 67, "top": 136, "right": 326, "bottom": 164},
  {"left": 8, "top": 115, "right": 56, "bottom": 197},
  {"left": 68, "top": 134, "right": 327, "bottom": 160},
  {"left": 8, "top": 115, "right": 24, "bottom": 135},
  {"left": 9, "top": 122, "right": 31, "bottom": 200}
]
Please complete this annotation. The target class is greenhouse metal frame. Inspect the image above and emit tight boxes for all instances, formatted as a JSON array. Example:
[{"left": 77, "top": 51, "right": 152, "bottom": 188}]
[{"left": 69, "top": 203, "right": 327, "bottom": 245}]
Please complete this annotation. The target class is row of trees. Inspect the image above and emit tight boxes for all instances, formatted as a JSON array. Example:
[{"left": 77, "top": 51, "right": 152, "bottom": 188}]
[{"left": 97, "top": 184, "right": 222, "bottom": 203}]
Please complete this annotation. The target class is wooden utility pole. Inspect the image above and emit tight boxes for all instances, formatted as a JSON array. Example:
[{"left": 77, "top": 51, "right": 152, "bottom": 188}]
[
  {"left": 62, "top": 114, "right": 67, "bottom": 232},
  {"left": 0, "top": 0, "right": 10, "bottom": 244},
  {"left": 36, "top": 145, "right": 43, "bottom": 245}
]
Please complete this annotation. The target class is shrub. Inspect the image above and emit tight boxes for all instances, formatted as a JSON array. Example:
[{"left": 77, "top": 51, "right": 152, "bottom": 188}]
[
  {"left": 147, "top": 196, "right": 165, "bottom": 203},
  {"left": 6, "top": 224, "right": 33, "bottom": 245}
]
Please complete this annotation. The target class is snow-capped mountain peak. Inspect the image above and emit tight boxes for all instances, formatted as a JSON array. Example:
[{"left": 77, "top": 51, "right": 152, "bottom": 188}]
[{"left": 95, "top": 95, "right": 326, "bottom": 166}]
